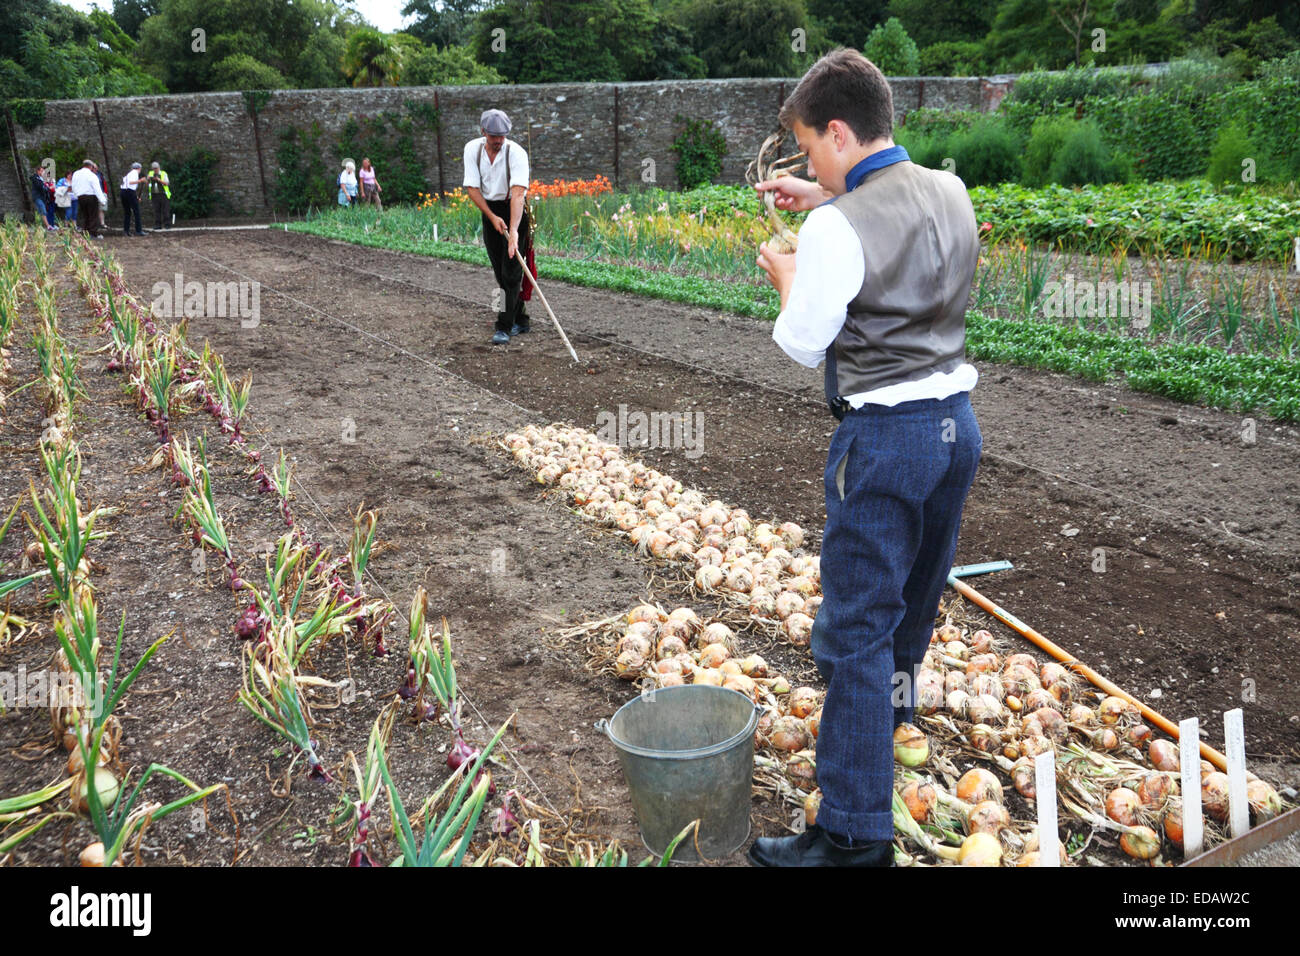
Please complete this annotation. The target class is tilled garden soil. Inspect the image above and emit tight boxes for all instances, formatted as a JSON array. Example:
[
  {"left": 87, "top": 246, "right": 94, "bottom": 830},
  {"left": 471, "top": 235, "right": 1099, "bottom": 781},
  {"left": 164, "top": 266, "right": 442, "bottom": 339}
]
[{"left": 4, "top": 227, "right": 1297, "bottom": 867}]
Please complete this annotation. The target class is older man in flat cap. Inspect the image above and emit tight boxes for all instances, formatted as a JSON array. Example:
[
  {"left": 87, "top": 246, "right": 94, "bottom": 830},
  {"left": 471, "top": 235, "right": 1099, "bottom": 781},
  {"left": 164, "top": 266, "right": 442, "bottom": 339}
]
[{"left": 463, "top": 108, "right": 532, "bottom": 345}]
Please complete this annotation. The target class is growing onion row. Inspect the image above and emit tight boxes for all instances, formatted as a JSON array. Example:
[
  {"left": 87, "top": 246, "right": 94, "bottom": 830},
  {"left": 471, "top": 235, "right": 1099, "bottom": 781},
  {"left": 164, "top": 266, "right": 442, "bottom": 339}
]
[
  {"left": 0, "top": 227, "right": 221, "bottom": 866},
  {"left": 502, "top": 423, "right": 821, "bottom": 645}
]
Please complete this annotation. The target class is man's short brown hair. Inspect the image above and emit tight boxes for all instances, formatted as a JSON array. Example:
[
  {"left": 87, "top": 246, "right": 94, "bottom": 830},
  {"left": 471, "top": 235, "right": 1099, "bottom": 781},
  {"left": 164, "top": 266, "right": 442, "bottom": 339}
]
[{"left": 778, "top": 48, "right": 894, "bottom": 143}]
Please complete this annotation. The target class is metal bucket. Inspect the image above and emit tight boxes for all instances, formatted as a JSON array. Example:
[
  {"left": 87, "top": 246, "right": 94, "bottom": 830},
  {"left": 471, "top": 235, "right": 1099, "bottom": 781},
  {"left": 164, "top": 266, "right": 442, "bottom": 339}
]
[{"left": 595, "top": 684, "right": 762, "bottom": 862}]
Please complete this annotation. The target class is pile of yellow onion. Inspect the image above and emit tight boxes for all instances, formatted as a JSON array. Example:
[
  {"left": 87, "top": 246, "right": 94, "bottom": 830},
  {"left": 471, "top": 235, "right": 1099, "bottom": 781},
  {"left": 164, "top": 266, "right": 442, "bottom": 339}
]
[{"left": 503, "top": 424, "right": 820, "bottom": 645}]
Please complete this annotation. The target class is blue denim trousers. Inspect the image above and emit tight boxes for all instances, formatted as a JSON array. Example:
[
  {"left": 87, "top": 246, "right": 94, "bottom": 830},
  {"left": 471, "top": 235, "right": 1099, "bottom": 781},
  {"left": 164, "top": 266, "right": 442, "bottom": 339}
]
[{"left": 811, "top": 390, "right": 982, "bottom": 841}]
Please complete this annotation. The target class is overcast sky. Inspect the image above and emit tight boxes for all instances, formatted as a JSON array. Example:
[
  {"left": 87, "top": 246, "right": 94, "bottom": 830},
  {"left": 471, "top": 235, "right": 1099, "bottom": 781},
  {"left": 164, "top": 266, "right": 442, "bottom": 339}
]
[{"left": 63, "top": 0, "right": 411, "bottom": 33}]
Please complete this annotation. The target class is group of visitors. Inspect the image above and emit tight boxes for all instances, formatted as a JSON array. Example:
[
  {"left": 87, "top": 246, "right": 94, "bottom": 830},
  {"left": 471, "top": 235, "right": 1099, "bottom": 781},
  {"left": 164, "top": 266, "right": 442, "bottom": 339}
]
[
  {"left": 336, "top": 157, "right": 382, "bottom": 212},
  {"left": 30, "top": 159, "right": 172, "bottom": 239}
]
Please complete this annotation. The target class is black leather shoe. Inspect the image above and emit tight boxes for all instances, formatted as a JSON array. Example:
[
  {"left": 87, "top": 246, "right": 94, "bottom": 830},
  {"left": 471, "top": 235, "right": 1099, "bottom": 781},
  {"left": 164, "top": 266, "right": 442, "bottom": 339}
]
[
  {"left": 747, "top": 825, "right": 894, "bottom": 867},
  {"left": 491, "top": 330, "right": 509, "bottom": 345}
]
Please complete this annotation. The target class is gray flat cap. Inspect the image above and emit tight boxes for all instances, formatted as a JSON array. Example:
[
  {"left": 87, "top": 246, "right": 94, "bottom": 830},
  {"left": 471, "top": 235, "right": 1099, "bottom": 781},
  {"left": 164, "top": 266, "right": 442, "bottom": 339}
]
[
  {"left": 131, "top": 162, "right": 142, "bottom": 169},
  {"left": 480, "top": 109, "right": 511, "bottom": 134}
]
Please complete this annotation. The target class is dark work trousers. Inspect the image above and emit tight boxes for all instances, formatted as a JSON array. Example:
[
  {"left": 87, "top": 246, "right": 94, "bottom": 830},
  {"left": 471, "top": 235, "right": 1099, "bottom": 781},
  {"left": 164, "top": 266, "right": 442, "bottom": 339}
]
[
  {"left": 76, "top": 195, "right": 102, "bottom": 236},
  {"left": 120, "top": 188, "right": 143, "bottom": 235},
  {"left": 810, "top": 390, "right": 982, "bottom": 842},
  {"left": 152, "top": 192, "right": 171, "bottom": 229},
  {"left": 481, "top": 198, "right": 531, "bottom": 333}
]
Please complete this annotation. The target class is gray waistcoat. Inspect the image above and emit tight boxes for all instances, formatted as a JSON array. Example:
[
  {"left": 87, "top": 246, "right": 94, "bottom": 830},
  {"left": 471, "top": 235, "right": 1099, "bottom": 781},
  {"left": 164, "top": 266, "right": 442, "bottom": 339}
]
[{"left": 824, "top": 160, "right": 979, "bottom": 409}]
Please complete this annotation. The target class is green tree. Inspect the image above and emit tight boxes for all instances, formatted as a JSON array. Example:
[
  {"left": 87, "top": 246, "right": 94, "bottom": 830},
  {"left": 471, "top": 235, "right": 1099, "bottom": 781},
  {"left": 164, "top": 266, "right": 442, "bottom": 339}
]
[
  {"left": 472, "top": 0, "right": 669, "bottom": 82},
  {"left": 807, "top": 0, "right": 889, "bottom": 48},
  {"left": 135, "top": 0, "right": 354, "bottom": 93},
  {"left": 402, "top": 0, "right": 483, "bottom": 48},
  {"left": 863, "top": 17, "right": 919, "bottom": 74},
  {"left": 342, "top": 27, "right": 407, "bottom": 86},
  {"left": 211, "top": 52, "right": 289, "bottom": 90},
  {"left": 404, "top": 43, "right": 503, "bottom": 85},
  {"left": 886, "top": 0, "right": 994, "bottom": 49},
  {"left": 110, "top": 0, "right": 159, "bottom": 40},
  {"left": 680, "top": 0, "right": 809, "bottom": 78}
]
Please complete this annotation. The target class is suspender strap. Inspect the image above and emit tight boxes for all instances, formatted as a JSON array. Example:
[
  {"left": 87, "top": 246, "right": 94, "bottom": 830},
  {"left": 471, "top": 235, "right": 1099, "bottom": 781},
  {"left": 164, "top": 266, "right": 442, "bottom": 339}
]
[{"left": 477, "top": 140, "right": 511, "bottom": 197}]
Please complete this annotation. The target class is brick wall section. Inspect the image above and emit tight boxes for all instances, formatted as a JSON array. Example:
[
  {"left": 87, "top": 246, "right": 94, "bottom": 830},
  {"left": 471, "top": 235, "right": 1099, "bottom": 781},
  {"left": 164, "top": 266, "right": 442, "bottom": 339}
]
[{"left": 2, "top": 75, "right": 1012, "bottom": 219}]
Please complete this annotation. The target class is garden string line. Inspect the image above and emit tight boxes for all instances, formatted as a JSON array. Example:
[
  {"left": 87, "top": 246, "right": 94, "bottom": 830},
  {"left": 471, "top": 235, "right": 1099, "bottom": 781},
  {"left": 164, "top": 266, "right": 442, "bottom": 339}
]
[{"left": 235, "top": 233, "right": 1279, "bottom": 554}]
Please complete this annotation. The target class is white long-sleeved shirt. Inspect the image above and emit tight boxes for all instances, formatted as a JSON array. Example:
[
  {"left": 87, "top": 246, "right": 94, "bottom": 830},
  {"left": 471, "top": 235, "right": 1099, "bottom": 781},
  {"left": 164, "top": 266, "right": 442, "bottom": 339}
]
[
  {"left": 462, "top": 137, "right": 529, "bottom": 201},
  {"left": 70, "top": 167, "right": 107, "bottom": 204},
  {"left": 121, "top": 169, "right": 140, "bottom": 190},
  {"left": 772, "top": 203, "right": 978, "bottom": 408}
]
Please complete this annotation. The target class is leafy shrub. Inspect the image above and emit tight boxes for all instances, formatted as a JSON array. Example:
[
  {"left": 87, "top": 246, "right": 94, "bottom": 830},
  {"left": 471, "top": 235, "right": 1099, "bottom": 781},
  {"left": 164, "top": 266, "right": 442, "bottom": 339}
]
[
  {"left": 1007, "top": 64, "right": 1146, "bottom": 108},
  {"left": 670, "top": 116, "right": 727, "bottom": 191},
  {"left": 862, "top": 17, "right": 920, "bottom": 76},
  {"left": 153, "top": 147, "right": 221, "bottom": 220},
  {"left": 945, "top": 117, "right": 1021, "bottom": 187},
  {"left": 1021, "top": 115, "right": 1075, "bottom": 188},
  {"left": 918, "top": 41, "right": 982, "bottom": 77},
  {"left": 1206, "top": 123, "right": 1265, "bottom": 186},
  {"left": 1047, "top": 120, "right": 1131, "bottom": 187},
  {"left": 895, "top": 129, "right": 948, "bottom": 171},
  {"left": 273, "top": 123, "right": 334, "bottom": 214},
  {"left": 337, "top": 111, "right": 431, "bottom": 205},
  {"left": 22, "top": 139, "right": 97, "bottom": 181}
]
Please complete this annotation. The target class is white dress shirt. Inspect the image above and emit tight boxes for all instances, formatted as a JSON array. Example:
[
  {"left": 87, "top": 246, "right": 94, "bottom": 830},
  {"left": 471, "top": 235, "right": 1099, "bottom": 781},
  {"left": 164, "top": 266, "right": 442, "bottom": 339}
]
[
  {"left": 120, "top": 169, "right": 140, "bottom": 190},
  {"left": 772, "top": 203, "right": 978, "bottom": 408},
  {"left": 70, "top": 167, "right": 107, "bottom": 204},
  {"left": 462, "top": 137, "right": 529, "bottom": 201}
]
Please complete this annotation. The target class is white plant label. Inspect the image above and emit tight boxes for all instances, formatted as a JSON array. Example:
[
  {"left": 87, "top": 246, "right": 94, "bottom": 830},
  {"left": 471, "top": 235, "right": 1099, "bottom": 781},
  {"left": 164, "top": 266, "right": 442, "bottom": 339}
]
[
  {"left": 1179, "top": 717, "right": 1203, "bottom": 857},
  {"left": 1224, "top": 708, "right": 1249, "bottom": 838},
  {"left": 1034, "top": 750, "right": 1059, "bottom": 867}
]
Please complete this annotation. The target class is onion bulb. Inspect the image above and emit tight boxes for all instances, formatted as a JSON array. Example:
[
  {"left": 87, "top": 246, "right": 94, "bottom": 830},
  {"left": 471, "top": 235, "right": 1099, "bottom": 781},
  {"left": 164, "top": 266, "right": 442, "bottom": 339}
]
[
  {"left": 1010, "top": 758, "right": 1036, "bottom": 799},
  {"left": 783, "top": 613, "right": 814, "bottom": 647},
  {"left": 900, "top": 781, "right": 936, "bottom": 822},
  {"left": 1201, "top": 772, "right": 1230, "bottom": 822},
  {"left": 1137, "top": 772, "right": 1177, "bottom": 809},
  {"left": 80, "top": 842, "right": 108, "bottom": 867},
  {"left": 657, "top": 672, "right": 685, "bottom": 688},
  {"left": 806, "top": 707, "right": 821, "bottom": 739},
  {"left": 1147, "top": 739, "right": 1179, "bottom": 772},
  {"left": 655, "top": 635, "right": 687, "bottom": 661},
  {"left": 1126, "top": 723, "right": 1152, "bottom": 747},
  {"left": 692, "top": 668, "right": 723, "bottom": 687},
  {"left": 723, "top": 674, "right": 758, "bottom": 700},
  {"left": 72, "top": 767, "right": 121, "bottom": 814},
  {"left": 1019, "top": 734, "right": 1053, "bottom": 759},
  {"left": 769, "top": 716, "right": 811, "bottom": 753},
  {"left": 936, "top": 623, "right": 962, "bottom": 644},
  {"left": 1098, "top": 696, "right": 1129, "bottom": 725},
  {"left": 786, "top": 752, "right": 817, "bottom": 787},
  {"left": 944, "top": 670, "right": 968, "bottom": 694},
  {"left": 1163, "top": 803, "right": 1185, "bottom": 851},
  {"left": 965, "top": 653, "right": 999, "bottom": 675},
  {"left": 957, "top": 831, "right": 1002, "bottom": 866},
  {"left": 627, "top": 604, "right": 663, "bottom": 626},
  {"left": 946, "top": 689, "right": 972, "bottom": 719},
  {"left": 968, "top": 693, "right": 1006, "bottom": 725},
  {"left": 1247, "top": 779, "right": 1283, "bottom": 823},
  {"left": 967, "top": 801, "right": 1010, "bottom": 835},
  {"left": 1029, "top": 706, "right": 1068, "bottom": 740},
  {"left": 893, "top": 723, "right": 929, "bottom": 767},
  {"left": 788, "top": 687, "right": 819, "bottom": 719},
  {"left": 969, "top": 673, "right": 1002, "bottom": 700},
  {"left": 698, "top": 642, "right": 731, "bottom": 668},
  {"left": 749, "top": 588, "right": 777, "bottom": 618},
  {"left": 1120, "top": 826, "right": 1161, "bottom": 861},
  {"left": 969, "top": 724, "right": 1002, "bottom": 754},
  {"left": 1069, "top": 704, "right": 1096, "bottom": 725},
  {"left": 956, "top": 768, "right": 1003, "bottom": 805},
  {"left": 694, "top": 565, "right": 725, "bottom": 591},
  {"left": 1105, "top": 788, "right": 1142, "bottom": 826},
  {"left": 774, "top": 591, "right": 805, "bottom": 620},
  {"left": 701, "top": 622, "right": 734, "bottom": 649},
  {"left": 1091, "top": 727, "right": 1119, "bottom": 751},
  {"left": 969, "top": 629, "right": 994, "bottom": 654},
  {"left": 617, "top": 634, "right": 652, "bottom": 658},
  {"left": 803, "top": 789, "right": 821, "bottom": 827},
  {"left": 718, "top": 659, "right": 743, "bottom": 677},
  {"left": 1020, "top": 832, "right": 1068, "bottom": 865},
  {"left": 739, "top": 654, "right": 768, "bottom": 678},
  {"left": 1024, "top": 689, "right": 1058, "bottom": 713},
  {"left": 944, "top": 641, "right": 970, "bottom": 662}
]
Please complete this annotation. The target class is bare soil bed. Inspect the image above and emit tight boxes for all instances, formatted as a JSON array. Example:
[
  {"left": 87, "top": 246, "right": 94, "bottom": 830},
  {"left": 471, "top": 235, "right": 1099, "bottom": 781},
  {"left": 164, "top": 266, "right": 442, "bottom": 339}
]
[{"left": 3, "top": 227, "right": 1296, "bottom": 867}]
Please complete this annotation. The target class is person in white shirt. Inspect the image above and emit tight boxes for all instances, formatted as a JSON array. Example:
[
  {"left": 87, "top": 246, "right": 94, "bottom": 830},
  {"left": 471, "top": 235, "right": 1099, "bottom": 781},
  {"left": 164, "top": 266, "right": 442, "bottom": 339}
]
[
  {"left": 69, "top": 160, "right": 107, "bottom": 238},
  {"left": 749, "top": 49, "right": 983, "bottom": 868},
  {"left": 120, "top": 162, "right": 145, "bottom": 236},
  {"left": 463, "top": 108, "right": 532, "bottom": 345}
]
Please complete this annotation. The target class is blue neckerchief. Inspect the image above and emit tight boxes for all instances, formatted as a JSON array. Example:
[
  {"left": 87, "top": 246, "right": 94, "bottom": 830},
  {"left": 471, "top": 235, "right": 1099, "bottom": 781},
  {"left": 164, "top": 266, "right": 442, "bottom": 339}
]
[{"left": 818, "top": 144, "right": 910, "bottom": 205}]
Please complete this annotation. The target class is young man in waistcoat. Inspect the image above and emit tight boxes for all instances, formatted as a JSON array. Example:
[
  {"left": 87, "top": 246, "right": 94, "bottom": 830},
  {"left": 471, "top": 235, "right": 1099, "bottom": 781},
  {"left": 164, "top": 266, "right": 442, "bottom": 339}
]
[
  {"left": 463, "top": 109, "right": 532, "bottom": 345},
  {"left": 751, "top": 48, "right": 984, "bottom": 866}
]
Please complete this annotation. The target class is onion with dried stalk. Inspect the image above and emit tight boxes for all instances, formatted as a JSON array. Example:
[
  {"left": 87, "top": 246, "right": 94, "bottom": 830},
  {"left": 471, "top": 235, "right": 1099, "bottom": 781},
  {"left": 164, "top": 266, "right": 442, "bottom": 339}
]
[
  {"left": 893, "top": 723, "right": 929, "bottom": 767},
  {"left": 744, "top": 130, "right": 806, "bottom": 253}
]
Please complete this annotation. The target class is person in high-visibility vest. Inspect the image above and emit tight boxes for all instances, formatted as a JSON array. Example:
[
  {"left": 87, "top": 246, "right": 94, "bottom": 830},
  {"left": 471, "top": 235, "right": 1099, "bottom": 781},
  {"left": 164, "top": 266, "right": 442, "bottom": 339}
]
[{"left": 147, "top": 161, "right": 171, "bottom": 230}]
